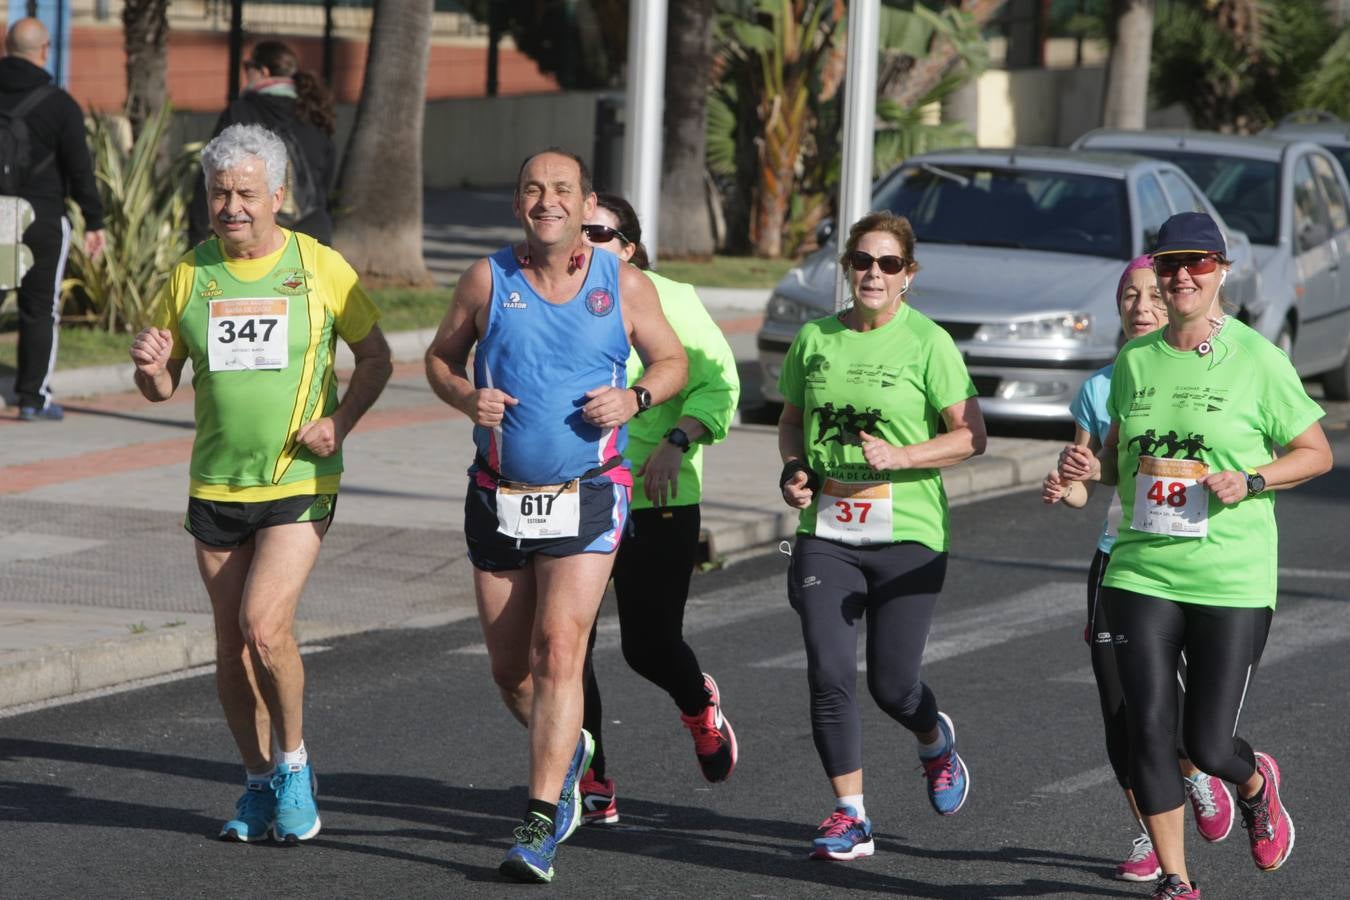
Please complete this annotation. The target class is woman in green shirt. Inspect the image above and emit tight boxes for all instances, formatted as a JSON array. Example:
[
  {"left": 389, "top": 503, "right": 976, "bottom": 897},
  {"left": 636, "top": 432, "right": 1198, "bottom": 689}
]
[
  {"left": 777, "top": 211, "right": 986, "bottom": 860},
  {"left": 1059, "top": 212, "right": 1332, "bottom": 899}
]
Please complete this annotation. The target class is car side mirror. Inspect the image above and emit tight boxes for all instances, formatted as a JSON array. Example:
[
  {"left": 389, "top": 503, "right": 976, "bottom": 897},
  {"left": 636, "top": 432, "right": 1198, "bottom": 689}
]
[{"left": 815, "top": 218, "right": 835, "bottom": 246}]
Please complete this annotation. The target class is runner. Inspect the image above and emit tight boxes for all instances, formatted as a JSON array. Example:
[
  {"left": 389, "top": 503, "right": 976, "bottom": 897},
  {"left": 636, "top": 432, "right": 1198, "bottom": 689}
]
[
  {"left": 575, "top": 193, "right": 741, "bottom": 825},
  {"left": 423, "top": 149, "right": 686, "bottom": 883},
  {"left": 129, "top": 123, "right": 391, "bottom": 843},
  {"left": 1058, "top": 212, "right": 1332, "bottom": 899},
  {"left": 777, "top": 211, "right": 985, "bottom": 860},
  {"left": 1043, "top": 256, "right": 1235, "bottom": 882}
]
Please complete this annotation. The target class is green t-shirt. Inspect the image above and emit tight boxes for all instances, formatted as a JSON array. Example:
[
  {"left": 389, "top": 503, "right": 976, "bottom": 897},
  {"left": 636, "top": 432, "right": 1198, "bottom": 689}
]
[
  {"left": 778, "top": 304, "right": 976, "bottom": 551},
  {"left": 1104, "top": 319, "right": 1324, "bottom": 609}
]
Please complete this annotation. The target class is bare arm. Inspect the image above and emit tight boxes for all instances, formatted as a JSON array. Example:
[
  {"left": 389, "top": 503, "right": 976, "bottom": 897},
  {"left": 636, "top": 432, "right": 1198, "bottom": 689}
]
[
  {"left": 1060, "top": 420, "right": 1119, "bottom": 487},
  {"left": 582, "top": 266, "right": 688, "bottom": 427},
  {"left": 1044, "top": 424, "right": 1098, "bottom": 508},
  {"left": 295, "top": 325, "right": 393, "bottom": 457},
  {"left": 424, "top": 259, "right": 519, "bottom": 426},
  {"left": 858, "top": 396, "right": 986, "bottom": 473},
  {"left": 777, "top": 402, "right": 814, "bottom": 509},
  {"left": 1199, "top": 420, "right": 1333, "bottom": 504},
  {"left": 129, "top": 326, "right": 184, "bottom": 402}
]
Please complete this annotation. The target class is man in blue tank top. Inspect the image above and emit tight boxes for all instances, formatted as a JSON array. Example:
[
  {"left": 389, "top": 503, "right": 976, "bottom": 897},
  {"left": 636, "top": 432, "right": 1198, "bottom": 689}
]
[{"left": 425, "top": 148, "right": 687, "bottom": 883}]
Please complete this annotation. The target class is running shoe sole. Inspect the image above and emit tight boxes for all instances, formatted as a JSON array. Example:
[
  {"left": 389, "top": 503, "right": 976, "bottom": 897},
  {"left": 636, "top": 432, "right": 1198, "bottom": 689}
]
[
  {"left": 499, "top": 856, "right": 554, "bottom": 883},
  {"left": 1115, "top": 864, "right": 1163, "bottom": 883},
  {"left": 1254, "top": 752, "right": 1294, "bottom": 872},
  {"left": 219, "top": 825, "right": 271, "bottom": 843},
  {"left": 556, "top": 730, "right": 596, "bottom": 845},
  {"left": 273, "top": 815, "right": 322, "bottom": 843},
  {"left": 810, "top": 839, "right": 875, "bottom": 861}
]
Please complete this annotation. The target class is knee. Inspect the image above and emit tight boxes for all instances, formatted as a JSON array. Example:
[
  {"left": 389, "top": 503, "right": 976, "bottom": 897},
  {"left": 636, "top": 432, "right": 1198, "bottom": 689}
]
[
  {"left": 240, "top": 616, "right": 294, "bottom": 669},
  {"left": 532, "top": 629, "right": 587, "bottom": 682},
  {"left": 1181, "top": 729, "right": 1236, "bottom": 777},
  {"left": 619, "top": 627, "right": 665, "bottom": 677},
  {"left": 867, "top": 675, "right": 923, "bottom": 719},
  {"left": 490, "top": 657, "right": 531, "bottom": 696}
]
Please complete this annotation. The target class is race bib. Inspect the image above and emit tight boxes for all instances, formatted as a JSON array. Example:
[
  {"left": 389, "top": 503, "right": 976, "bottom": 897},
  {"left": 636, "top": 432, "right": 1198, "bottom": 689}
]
[
  {"left": 1131, "top": 456, "right": 1209, "bottom": 539},
  {"left": 207, "top": 298, "right": 289, "bottom": 371},
  {"left": 496, "top": 482, "right": 581, "bottom": 539},
  {"left": 815, "top": 478, "right": 893, "bottom": 546}
]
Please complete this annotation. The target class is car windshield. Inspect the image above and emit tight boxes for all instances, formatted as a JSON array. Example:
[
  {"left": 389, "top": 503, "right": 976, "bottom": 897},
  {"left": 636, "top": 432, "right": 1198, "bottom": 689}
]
[
  {"left": 1124, "top": 150, "right": 1280, "bottom": 245},
  {"left": 1330, "top": 148, "right": 1350, "bottom": 186},
  {"left": 872, "top": 164, "right": 1131, "bottom": 259}
]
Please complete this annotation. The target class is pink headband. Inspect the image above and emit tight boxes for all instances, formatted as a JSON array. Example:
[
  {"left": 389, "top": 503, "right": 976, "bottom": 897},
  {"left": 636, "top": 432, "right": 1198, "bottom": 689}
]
[{"left": 1117, "top": 255, "right": 1153, "bottom": 303}]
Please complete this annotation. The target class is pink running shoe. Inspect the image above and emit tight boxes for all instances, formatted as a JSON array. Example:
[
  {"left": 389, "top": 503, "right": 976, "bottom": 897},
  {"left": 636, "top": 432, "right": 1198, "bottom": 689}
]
[
  {"left": 1184, "top": 770, "right": 1234, "bottom": 842},
  {"left": 1115, "top": 833, "right": 1162, "bottom": 882},
  {"left": 1152, "top": 874, "right": 1200, "bottom": 899},
  {"left": 579, "top": 768, "right": 618, "bottom": 825},
  {"left": 679, "top": 673, "right": 738, "bottom": 783},
  {"left": 1238, "top": 751, "right": 1295, "bottom": 871}
]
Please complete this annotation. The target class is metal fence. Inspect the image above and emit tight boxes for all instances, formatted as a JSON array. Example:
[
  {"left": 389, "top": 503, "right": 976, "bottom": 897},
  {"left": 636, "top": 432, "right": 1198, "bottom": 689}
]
[{"left": 69, "top": 1, "right": 486, "bottom": 40}]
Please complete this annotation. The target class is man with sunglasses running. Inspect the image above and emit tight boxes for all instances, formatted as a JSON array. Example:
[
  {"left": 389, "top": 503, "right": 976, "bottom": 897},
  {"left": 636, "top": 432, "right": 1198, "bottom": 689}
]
[{"left": 425, "top": 147, "right": 686, "bottom": 884}]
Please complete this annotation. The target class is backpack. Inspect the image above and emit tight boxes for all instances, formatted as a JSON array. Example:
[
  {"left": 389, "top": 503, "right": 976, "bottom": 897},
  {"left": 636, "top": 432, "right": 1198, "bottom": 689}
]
[
  {"left": 273, "top": 123, "right": 325, "bottom": 228},
  {"left": 0, "top": 84, "right": 56, "bottom": 196}
]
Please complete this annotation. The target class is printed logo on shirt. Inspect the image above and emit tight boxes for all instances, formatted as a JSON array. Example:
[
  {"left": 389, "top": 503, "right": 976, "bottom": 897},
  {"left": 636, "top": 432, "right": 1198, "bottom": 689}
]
[
  {"left": 199, "top": 279, "right": 224, "bottom": 298},
  {"left": 804, "top": 354, "right": 830, "bottom": 386},
  {"left": 813, "top": 402, "right": 889, "bottom": 447},
  {"left": 585, "top": 288, "right": 614, "bottom": 317},
  {"left": 1125, "top": 429, "right": 1211, "bottom": 461},
  {"left": 1124, "top": 385, "right": 1157, "bottom": 417},
  {"left": 1170, "top": 385, "right": 1228, "bottom": 413},
  {"left": 502, "top": 291, "right": 528, "bottom": 309},
  {"left": 844, "top": 362, "right": 901, "bottom": 388},
  {"left": 273, "top": 268, "right": 313, "bottom": 295}
]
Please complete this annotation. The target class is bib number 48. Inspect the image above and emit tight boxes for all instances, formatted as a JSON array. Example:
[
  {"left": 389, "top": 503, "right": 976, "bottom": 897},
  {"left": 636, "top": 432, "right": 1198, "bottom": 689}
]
[{"left": 1146, "top": 480, "right": 1188, "bottom": 507}]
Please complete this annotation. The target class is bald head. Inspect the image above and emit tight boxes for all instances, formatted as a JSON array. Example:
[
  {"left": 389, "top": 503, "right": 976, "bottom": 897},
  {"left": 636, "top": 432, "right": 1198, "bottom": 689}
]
[{"left": 6, "top": 18, "right": 49, "bottom": 61}]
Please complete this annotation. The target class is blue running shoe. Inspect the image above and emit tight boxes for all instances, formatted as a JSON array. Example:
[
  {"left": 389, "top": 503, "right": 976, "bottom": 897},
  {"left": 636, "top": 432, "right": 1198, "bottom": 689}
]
[
  {"left": 554, "top": 729, "right": 595, "bottom": 844},
  {"left": 499, "top": 813, "right": 557, "bottom": 883},
  {"left": 271, "top": 763, "right": 322, "bottom": 842},
  {"left": 810, "top": 805, "right": 875, "bottom": 860},
  {"left": 219, "top": 781, "right": 277, "bottom": 842},
  {"left": 921, "top": 711, "right": 970, "bottom": 816}
]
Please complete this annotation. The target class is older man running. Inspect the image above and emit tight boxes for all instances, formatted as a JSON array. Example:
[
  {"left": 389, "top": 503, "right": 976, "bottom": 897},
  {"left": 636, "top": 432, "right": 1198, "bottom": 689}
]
[
  {"left": 425, "top": 147, "right": 686, "bottom": 883},
  {"left": 130, "top": 123, "right": 391, "bottom": 844}
]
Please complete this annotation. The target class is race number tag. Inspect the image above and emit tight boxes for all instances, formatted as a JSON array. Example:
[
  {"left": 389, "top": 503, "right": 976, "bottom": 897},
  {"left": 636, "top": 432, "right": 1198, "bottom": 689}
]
[
  {"left": 496, "top": 482, "right": 581, "bottom": 539},
  {"left": 207, "top": 298, "right": 289, "bottom": 371},
  {"left": 1131, "top": 456, "right": 1209, "bottom": 539},
  {"left": 815, "top": 478, "right": 893, "bottom": 546}
]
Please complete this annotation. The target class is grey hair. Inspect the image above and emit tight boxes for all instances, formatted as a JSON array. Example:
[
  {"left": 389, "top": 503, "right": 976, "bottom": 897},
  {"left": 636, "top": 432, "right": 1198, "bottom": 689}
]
[{"left": 201, "top": 124, "right": 288, "bottom": 193}]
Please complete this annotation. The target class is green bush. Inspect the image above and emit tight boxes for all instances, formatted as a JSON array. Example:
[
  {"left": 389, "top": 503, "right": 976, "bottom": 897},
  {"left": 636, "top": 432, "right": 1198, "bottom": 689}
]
[{"left": 63, "top": 102, "right": 199, "bottom": 333}]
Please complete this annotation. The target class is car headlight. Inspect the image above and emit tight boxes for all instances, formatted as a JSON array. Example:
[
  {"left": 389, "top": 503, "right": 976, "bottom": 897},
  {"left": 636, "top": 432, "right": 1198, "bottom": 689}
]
[
  {"left": 766, "top": 293, "right": 819, "bottom": 323},
  {"left": 974, "top": 314, "right": 1092, "bottom": 342}
]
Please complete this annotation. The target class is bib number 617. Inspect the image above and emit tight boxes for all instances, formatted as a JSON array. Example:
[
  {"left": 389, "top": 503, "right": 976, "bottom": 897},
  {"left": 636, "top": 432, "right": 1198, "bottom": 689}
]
[{"left": 1146, "top": 479, "right": 1187, "bottom": 507}]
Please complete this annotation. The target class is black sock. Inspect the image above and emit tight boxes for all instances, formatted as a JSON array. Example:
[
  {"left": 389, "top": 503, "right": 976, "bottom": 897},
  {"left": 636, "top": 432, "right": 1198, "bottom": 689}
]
[{"left": 526, "top": 798, "right": 558, "bottom": 827}]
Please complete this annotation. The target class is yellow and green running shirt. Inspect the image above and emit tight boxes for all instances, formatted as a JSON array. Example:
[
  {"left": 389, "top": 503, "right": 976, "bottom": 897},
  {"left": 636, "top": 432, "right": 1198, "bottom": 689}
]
[
  {"left": 778, "top": 304, "right": 977, "bottom": 551},
  {"left": 151, "top": 230, "right": 380, "bottom": 502},
  {"left": 1104, "top": 319, "right": 1324, "bottom": 609}
]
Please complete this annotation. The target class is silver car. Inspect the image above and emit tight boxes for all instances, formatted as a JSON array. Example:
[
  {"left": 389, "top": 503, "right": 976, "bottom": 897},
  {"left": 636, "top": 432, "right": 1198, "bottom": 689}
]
[
  {"left": 756, "top": 147, "right": 1256, "bottom": 421},
  {"left": 1074, "top": 128, "right": 1350, "bottom": 398}
]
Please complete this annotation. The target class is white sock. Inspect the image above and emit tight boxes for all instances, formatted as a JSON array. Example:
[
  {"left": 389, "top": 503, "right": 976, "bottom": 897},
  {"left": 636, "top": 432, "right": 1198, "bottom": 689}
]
[
  {"left": 279, "top": 742, "right": 309, "bottom": 771},
  {"left": 837, "top": 794, "right": 866, "bottom": 819}
]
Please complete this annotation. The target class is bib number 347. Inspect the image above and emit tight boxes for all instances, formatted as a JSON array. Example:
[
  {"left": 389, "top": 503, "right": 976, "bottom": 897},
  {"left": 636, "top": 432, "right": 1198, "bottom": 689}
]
[
  {"left": 1131, "top": 455, "right": 1208, "bottom": 539},
  {"left": 207, "top": 297, "right": 289, "bottom": 371}
]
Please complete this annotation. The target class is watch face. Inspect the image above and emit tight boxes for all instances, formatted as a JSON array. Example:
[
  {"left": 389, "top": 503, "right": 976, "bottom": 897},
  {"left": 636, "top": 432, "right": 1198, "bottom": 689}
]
[{"left": 1249, "top": 473, "right": 1265, "bottom": 493}]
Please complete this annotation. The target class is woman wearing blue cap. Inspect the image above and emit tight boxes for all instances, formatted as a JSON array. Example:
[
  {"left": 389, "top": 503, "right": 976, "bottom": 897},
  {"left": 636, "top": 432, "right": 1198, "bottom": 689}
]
[{"left": 1057, "top": 211, "right": 1332, "bottom": 899}]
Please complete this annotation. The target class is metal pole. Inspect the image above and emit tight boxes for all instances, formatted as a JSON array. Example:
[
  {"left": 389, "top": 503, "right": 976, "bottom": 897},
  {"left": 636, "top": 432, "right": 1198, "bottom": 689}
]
[
  {"left": 622, "top": 0, "right": 667, "bottom": 267},
  {"left": 486, "top": 0, "right": 502, "bottom": 96},
  {"left": 323, "top": 0, "right": 336, "bottom": 85},
  {"left": 227, "top": 0, "right": 244, "bottom": 103},
  {"left": 835, "top": 0, "right": 879, "bottom": 311}
]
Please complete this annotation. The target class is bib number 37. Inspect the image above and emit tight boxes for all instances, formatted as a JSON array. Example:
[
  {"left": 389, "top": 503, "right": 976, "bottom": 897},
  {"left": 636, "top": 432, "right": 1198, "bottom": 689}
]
[{"left": 815, "top": 478, "right": 893, "bottom": 546}]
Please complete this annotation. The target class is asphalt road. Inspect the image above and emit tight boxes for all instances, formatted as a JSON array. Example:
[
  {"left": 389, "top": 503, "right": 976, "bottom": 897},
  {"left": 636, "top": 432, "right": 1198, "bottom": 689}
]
[{"left": 2, "top": 427, "right": 1348, "bottom": 899}]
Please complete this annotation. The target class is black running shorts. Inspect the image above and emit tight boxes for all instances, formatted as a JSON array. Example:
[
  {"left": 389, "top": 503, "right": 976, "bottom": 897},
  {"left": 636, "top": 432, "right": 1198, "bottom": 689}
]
[
  {"left": 185, "top": 493, "right": 337, "bottom": 548},
  {"left": 464, "top": 478, "right": 628, "bottom": 572}
]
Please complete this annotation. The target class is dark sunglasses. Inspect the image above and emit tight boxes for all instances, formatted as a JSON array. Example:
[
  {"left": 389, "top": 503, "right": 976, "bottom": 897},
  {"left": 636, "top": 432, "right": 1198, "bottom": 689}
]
[
  {"left": 1154, "top": 254, "right": 1220, "bottom": 278},
  {"left": 848, "top": 250, "right": 908, "bottom": 275},
  {"left": 582, "top": 224, "right": 630, "bottom": 244}
]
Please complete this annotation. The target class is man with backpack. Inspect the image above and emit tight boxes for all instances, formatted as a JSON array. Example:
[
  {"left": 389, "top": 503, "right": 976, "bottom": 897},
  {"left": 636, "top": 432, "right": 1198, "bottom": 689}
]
[{"left": 1, "top": 17, "right": 103, "bottom": 421}]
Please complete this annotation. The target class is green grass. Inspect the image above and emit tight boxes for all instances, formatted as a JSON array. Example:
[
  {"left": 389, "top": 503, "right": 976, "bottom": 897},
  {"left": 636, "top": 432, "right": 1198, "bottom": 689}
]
[{"left": 655, "top": 254, "right": 795, "bottom": 289}]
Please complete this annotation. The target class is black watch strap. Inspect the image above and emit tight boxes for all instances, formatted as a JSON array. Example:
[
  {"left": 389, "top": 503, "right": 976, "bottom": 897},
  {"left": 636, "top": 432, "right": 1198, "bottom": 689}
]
[
  {"left": 665, "top": 427, "right": 692, "bottom": 453},
  {"left": 631, "top": 385, "right": 652, "bottom": 416}
]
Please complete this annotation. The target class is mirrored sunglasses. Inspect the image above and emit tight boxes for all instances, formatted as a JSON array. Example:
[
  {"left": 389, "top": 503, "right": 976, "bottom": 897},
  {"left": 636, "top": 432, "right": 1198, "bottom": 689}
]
[
  {"left": 1154, "top": 254, "right": 1219, "bottom": 278},
  {"left": 848, "top": 250, "right": 907, "bottom": 275},
  {"left": 581, "top": 224, "right": 629, "bottom": 244}
]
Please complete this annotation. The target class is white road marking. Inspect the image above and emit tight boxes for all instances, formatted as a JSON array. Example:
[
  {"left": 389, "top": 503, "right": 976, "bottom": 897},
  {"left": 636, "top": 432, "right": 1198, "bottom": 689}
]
[{"left": 1034, "top": 764, "right": 1117, "bottom": 795}]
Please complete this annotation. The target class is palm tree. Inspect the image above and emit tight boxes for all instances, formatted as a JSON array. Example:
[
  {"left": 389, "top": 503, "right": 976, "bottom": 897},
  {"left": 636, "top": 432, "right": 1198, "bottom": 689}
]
[
  {"left": 1102, "top": 0, "right": 1154, "bottom": 129},
  {"left": 122, "top": 0, "right": 169, "bottom": 140},
  {"left": 332, "top": 0, "right": 434, "bottom": 285},
  {"left": 659, "top": 0, "right": 717, "bottom": 258}
]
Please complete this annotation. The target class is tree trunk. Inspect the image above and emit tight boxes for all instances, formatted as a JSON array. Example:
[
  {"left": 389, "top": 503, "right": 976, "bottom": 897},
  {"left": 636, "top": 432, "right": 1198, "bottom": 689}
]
[
  {"left": 658, "top": 0, "right": 715, "bottom": 259},
  {"left": 1102, "top": 0, "right": 1155, "bottom": 129},
  {"left": 891, "top": 0, "right": 1006, "bottom": 110},
  {"left": 332, "top": 0, "right": 434, "bottom": 286},
  {"left": 122, "top": 0, "right": 169, "bottom": 141}
]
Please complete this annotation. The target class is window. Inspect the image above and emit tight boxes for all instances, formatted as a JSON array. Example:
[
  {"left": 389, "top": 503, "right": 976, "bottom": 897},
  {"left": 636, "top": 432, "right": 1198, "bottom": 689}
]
[
  {"left": 1158, "top": 169, "right": 1207, "bottom": 215},
  {"left": 1136, "top": 175, "right": 1171, "bottom": 250},
  {"left": 1123, "top": 150, "right": 1280, "bottom": 245},
  {"left": 1292, "top": 156, "right": 1331, "bottom": 254},
  {"left": 1309, "top": 154, "right": 1349, "bottom": 233}
]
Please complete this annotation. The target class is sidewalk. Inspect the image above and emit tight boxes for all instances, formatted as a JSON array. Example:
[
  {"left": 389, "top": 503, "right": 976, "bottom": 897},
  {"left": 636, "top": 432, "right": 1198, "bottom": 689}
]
[{"left": 0, "top": 189, "right": 1065, "bottom": 712}]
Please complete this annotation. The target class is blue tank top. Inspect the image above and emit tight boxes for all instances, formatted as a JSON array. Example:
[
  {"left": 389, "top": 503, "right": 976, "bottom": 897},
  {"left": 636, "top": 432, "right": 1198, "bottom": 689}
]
[{"left": 472, "top": 246, "right": 632, "bottom": 486}]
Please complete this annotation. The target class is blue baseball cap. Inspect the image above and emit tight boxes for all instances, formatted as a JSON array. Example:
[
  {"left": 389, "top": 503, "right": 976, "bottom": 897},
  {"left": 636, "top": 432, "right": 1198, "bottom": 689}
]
[{"left": 1152, "top": 211, "right": 1226, "bottom": 256}]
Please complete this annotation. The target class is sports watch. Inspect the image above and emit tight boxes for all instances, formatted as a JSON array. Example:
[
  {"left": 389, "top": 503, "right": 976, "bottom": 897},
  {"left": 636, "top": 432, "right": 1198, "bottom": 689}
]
[
  {"left": 664, "top": 427, "right": 692, "bottom": 453},
  {"left": 1245, "top": 468, "right": 1266, "bottom": 496},
  {"left": 631, "top": 385, "right": 653, "bottom": 416}
]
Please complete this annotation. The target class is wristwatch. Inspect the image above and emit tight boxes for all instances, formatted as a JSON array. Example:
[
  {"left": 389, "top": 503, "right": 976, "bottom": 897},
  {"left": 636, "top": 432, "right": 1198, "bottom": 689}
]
[
  {"left": 631, "top": 385, "right": 652, "bottom": 416},
  {"left": 1245, "top": 468, "right": 1266, "bottom": 496},
  {"left": 665, "top": 427, "right": 692, "bottom": 453}
]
